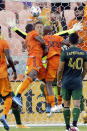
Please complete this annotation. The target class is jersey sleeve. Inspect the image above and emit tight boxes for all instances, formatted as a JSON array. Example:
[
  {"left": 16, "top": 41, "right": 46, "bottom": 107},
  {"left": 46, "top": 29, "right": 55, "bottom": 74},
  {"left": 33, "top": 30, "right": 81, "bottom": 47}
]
[
  {"left": 56, "top": 36, "right": 64, "bottom": 44},
  {"left": 60, "top": 51, "right": 66, "bottom": 62},
  {"left": 3, "top": 40, "right": 10, "bottom": 50},
  {"left": 31, "top": 30, "right": 38, "bottom": 38},
  {"left": 59, "top": 36, "right": 64, "bottom": 43}
]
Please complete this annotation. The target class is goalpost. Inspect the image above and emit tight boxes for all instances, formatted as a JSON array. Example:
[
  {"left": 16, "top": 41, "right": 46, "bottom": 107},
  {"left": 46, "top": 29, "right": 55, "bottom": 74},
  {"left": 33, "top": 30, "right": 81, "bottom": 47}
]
[{"left": 0, "top": 0, "right": 87, "bottom": 126}]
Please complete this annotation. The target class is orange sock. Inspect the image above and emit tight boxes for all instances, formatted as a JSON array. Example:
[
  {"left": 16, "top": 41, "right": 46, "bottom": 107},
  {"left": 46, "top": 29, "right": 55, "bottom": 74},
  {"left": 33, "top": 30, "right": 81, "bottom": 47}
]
[
  {"left": 19, "top": 77, "right": 33, "bottom": 94},
  {"left": 47, "top": 96, "right": 55, "bottom": 107},
  {"left": 3, "top": 96, "right": 12, "bottom": 116},
  {"left": 58, "top": 95, "right": 62, "bottom": 105}
]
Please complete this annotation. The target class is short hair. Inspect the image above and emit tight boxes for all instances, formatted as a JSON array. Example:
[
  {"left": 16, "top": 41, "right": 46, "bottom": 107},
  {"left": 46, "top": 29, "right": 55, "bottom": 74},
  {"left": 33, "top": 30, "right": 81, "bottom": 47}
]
[
  {"left": 43, "top": 26, "right": 52, "bottom": 35},
  {"left": 69, "top": 33, "right": 79, "bottom": 45},
  {"left": 74, "top": 6, "right": 84, "bottom": 12},
  {"left": 25, "top": 24, "right": 34, "bottom": 33},
  {"left": 34, "top": 21, "right": 43, "bottom": 26}
]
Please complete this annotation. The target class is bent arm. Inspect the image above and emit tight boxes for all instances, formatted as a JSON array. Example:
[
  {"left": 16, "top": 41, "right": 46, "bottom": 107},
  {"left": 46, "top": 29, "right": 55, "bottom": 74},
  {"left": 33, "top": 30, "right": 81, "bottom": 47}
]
[
  {"left": 35, "top": 36, "right": 45, "bottom": 49},
  {"left": 4, "top": 49, "right": 16, "bottom": 73}
]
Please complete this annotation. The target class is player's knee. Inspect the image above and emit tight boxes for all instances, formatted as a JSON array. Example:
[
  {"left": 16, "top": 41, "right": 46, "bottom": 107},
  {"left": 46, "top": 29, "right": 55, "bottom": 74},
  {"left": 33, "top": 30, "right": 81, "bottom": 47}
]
[
  {"left": 2, "top": 92, "right": 12, "bottom": 101},
  {"left": 73, "top": 100, "right": 80, "bottom": 108},
  {"left": 64, "top": 107, "right": 70, "bottom": 111},
  {"left": 27, "top": 69, "right": 38, "bottom": 81}
]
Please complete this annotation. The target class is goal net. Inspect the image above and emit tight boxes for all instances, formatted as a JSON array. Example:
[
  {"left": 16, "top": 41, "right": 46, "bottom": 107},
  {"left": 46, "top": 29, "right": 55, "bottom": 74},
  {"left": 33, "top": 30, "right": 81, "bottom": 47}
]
[{"left": 0, "top": 0, "right": 87, "bottom": 126}]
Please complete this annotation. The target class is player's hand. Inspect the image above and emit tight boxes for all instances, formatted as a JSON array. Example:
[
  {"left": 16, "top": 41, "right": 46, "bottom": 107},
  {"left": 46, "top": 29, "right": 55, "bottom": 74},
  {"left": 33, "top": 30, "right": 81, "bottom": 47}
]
[
  {"left": 7, "top": 18, "right": 16, "bottom": 28},
  {"left": 72, "top": 22, "right": 83, "bottom": 32},
  {"left": 13, "top": 72, "right": 17, "bottom": 80},
  {"left": 57, "top": 80, "right": 62, "bottom": 88},
  {"left": 13, "top": 60, "right": 19, "bottom": 65}
]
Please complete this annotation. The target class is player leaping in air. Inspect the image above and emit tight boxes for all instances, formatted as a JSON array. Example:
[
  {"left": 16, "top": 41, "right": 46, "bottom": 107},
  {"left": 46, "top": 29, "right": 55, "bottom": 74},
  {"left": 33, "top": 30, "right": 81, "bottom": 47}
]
[{"left": 12, "top": 22, "right": 47, "bottom": 107}]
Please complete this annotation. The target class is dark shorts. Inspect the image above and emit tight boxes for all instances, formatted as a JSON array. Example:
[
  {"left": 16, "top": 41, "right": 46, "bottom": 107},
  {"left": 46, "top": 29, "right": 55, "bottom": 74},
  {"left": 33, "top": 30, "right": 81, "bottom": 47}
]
[{"left": 61, "top": 88, "right": 82, "bottom": 100}]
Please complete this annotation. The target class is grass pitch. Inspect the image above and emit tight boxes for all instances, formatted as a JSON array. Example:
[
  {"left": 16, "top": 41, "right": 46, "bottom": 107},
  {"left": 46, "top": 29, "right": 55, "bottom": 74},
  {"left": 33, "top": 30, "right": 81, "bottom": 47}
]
[{"left": 0, "top": 126, "right": 87, "bottom": 131}]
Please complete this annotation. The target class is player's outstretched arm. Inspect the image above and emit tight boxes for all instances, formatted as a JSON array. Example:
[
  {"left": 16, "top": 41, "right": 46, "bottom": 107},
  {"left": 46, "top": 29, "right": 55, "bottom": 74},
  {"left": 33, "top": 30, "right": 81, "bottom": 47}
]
[
  {"left": 7, "top": 18, "right": 27, "bottom": 39},
  {"left": 4, "top": 49, "right": 17, "bottom": 80},
  {"left": 13, "top": 27, "right": 27, "bottom": 39},
  {"left": 54, "top": 22, "right": 83, "bottom": 36}
]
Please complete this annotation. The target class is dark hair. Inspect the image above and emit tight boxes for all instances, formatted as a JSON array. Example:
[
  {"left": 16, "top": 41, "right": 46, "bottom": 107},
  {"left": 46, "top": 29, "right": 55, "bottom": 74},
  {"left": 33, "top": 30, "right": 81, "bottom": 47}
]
[
  {"left": 34, "top": 21, "right": 43, "bottom": 26},
  {"left": 43, "top": 26, "right": 52, "bottom": 35},
  {"left": 69, "top": 33, "right": 79, "bottom": 45},
  {"left": 25, "top": 24, "right": 34, "bottom": 33},
  {"left": 74, "top": 6, "right": 84, "bottom": 12}
]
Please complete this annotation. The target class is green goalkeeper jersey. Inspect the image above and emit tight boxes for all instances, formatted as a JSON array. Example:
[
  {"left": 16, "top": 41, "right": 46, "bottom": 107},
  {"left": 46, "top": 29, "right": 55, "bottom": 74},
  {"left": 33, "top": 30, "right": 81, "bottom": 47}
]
[{"left": 61, "top": 46, "right": 87, "bottom": 90}]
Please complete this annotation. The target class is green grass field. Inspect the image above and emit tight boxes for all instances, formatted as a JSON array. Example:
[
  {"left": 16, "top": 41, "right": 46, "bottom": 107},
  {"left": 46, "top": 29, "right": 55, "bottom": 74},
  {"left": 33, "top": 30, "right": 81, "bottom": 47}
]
[{"left": 0, "top": 126, "right": 87, "bottom": 131}]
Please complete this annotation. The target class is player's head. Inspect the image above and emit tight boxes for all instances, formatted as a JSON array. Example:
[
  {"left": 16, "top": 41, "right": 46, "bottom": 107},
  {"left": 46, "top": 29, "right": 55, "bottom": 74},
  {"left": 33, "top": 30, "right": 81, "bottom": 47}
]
[
  {"left": 43, "top": 26, "right": 52, "bottom": 35},
  {"left": 74, "top": 6, "right": 84, "bottom": 20},
  {"left": 69, "top": 33, "right": 79, "bottom": 45},
  {"left": 25, "top": 24, "right": 34, "bottom": 33},
  {"left": 34, "top": 21, "right": 43, "bottom": 35}
]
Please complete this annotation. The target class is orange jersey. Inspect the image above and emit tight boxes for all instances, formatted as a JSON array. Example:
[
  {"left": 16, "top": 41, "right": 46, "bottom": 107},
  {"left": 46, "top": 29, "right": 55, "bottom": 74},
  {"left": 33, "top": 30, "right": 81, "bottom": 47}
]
[
  {"left": 68, "top": 17, "right": 87, "bottom": 51},
  {"left": 44, "top": 35, "right": 64, "bottom": 59},
  {"left": 25, "top": 30, "right": 43, "bottom": 58},
  {"left": 0, "top": 40, "right": 9, "bottom": 78},
  {"left": 84, "top": 5, "right": 87, "bottom": 17}
]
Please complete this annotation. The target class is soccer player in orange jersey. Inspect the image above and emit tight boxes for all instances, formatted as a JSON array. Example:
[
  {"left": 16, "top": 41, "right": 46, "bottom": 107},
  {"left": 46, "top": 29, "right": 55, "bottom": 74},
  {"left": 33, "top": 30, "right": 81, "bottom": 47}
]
[
  {"left": 0, "top": 39, "right": 17, "bottom": 130},
  {"left": 68, "top": 5, "right": 87, "bottom": 51},
  {"left": 13, "top": 22, "right": 47, "bottom": 107},
  {"left": 43, "top": 26, "right": 69, "bottom": 113}
]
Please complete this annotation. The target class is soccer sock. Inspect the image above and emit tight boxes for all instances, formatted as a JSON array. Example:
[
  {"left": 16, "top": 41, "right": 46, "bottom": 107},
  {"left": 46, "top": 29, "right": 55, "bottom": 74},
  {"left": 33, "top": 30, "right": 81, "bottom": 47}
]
[
  {"left": 40, "top": 84, "right": 48, "bottom": 99},
  {"left": 47, "top": 96, "right": 55, "bottom": 107},
  {"left": 11, "top": 92, "right": 22, "bottom": 125},
  {"left": 18, "top": 77, "right": 33, "bottom": 95},
  {"left": 3, "top": 96, "right": 12, "bottom": 116},
  {"left": 80, "top": 96, "right": 84, "bottom": 112},
  {"left": 72, "top": 107, "right": 80, "bottom": 127},
  {"left": 12, "top": 107, "right": 21, "bottom": 125},
  {"left": 58, "top": 95, "right": 62, "bottom": 105},
  {"left": 63, "top": 107, "right": 71, "bottom": 130}
]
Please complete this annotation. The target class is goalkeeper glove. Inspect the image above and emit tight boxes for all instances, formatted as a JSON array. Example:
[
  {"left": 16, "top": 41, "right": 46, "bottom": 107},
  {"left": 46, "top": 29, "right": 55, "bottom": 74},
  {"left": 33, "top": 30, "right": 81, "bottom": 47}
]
[{"left": 68, "top": 22, "right": 83, "bottom": 34}]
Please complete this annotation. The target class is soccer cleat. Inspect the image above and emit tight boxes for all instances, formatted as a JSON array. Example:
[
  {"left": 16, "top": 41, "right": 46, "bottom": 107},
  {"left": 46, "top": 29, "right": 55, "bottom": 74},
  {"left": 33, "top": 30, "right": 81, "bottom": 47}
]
[
  {"left": 12, "top": 96, "right": 22, "bottom": 107},
  {"left": 51, "top": 104, "right": 63, "bottom": 113},
  {"left": 16, "top": 124, "right": 30, "bottom": 128},
  {"left": 66, "top": 129, "right": 71, "bottom": 131},
  {"left": 46, "top": 103, "right": 51, "bottom": 113},
  {"left": 47, "top": 111, "right": 53, "bottom": 118},
  {"left": 0, "top": 115, "right": 9, "bottom": 130},
  {"left": 70, "top": 126, "right": 79, "bottom": 131},
  {"left": 47, "top": 104, "right": 63, "bottom": 118}
]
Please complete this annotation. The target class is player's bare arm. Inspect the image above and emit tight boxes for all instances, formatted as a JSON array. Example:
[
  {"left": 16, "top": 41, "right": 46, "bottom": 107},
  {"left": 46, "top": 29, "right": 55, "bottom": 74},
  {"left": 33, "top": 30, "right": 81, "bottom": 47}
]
[
  {"left": 7, "top": 60, "right": 19, "bottom": 69},
  {"left": 4, "top": 49, "right": 17, "bottom": 80},
  {"left": 82, "top": 62, "right": 87, "bottom": 80},
  {"left": 57, "top": 61, "right": 65, "bottom": 87}
]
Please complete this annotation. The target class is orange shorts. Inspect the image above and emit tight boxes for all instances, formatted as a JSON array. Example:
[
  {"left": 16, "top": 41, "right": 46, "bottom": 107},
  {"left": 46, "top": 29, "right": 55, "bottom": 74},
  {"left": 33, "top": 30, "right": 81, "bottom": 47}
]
[
  {"left": 0, "top": 77, "right": 12, "bottom": 97},
  {"left": 27, "top": 56, "right": 46, "bottom": 80},
  {"left": 46, "top": 55, "right": 60, "bottom": 81}
]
